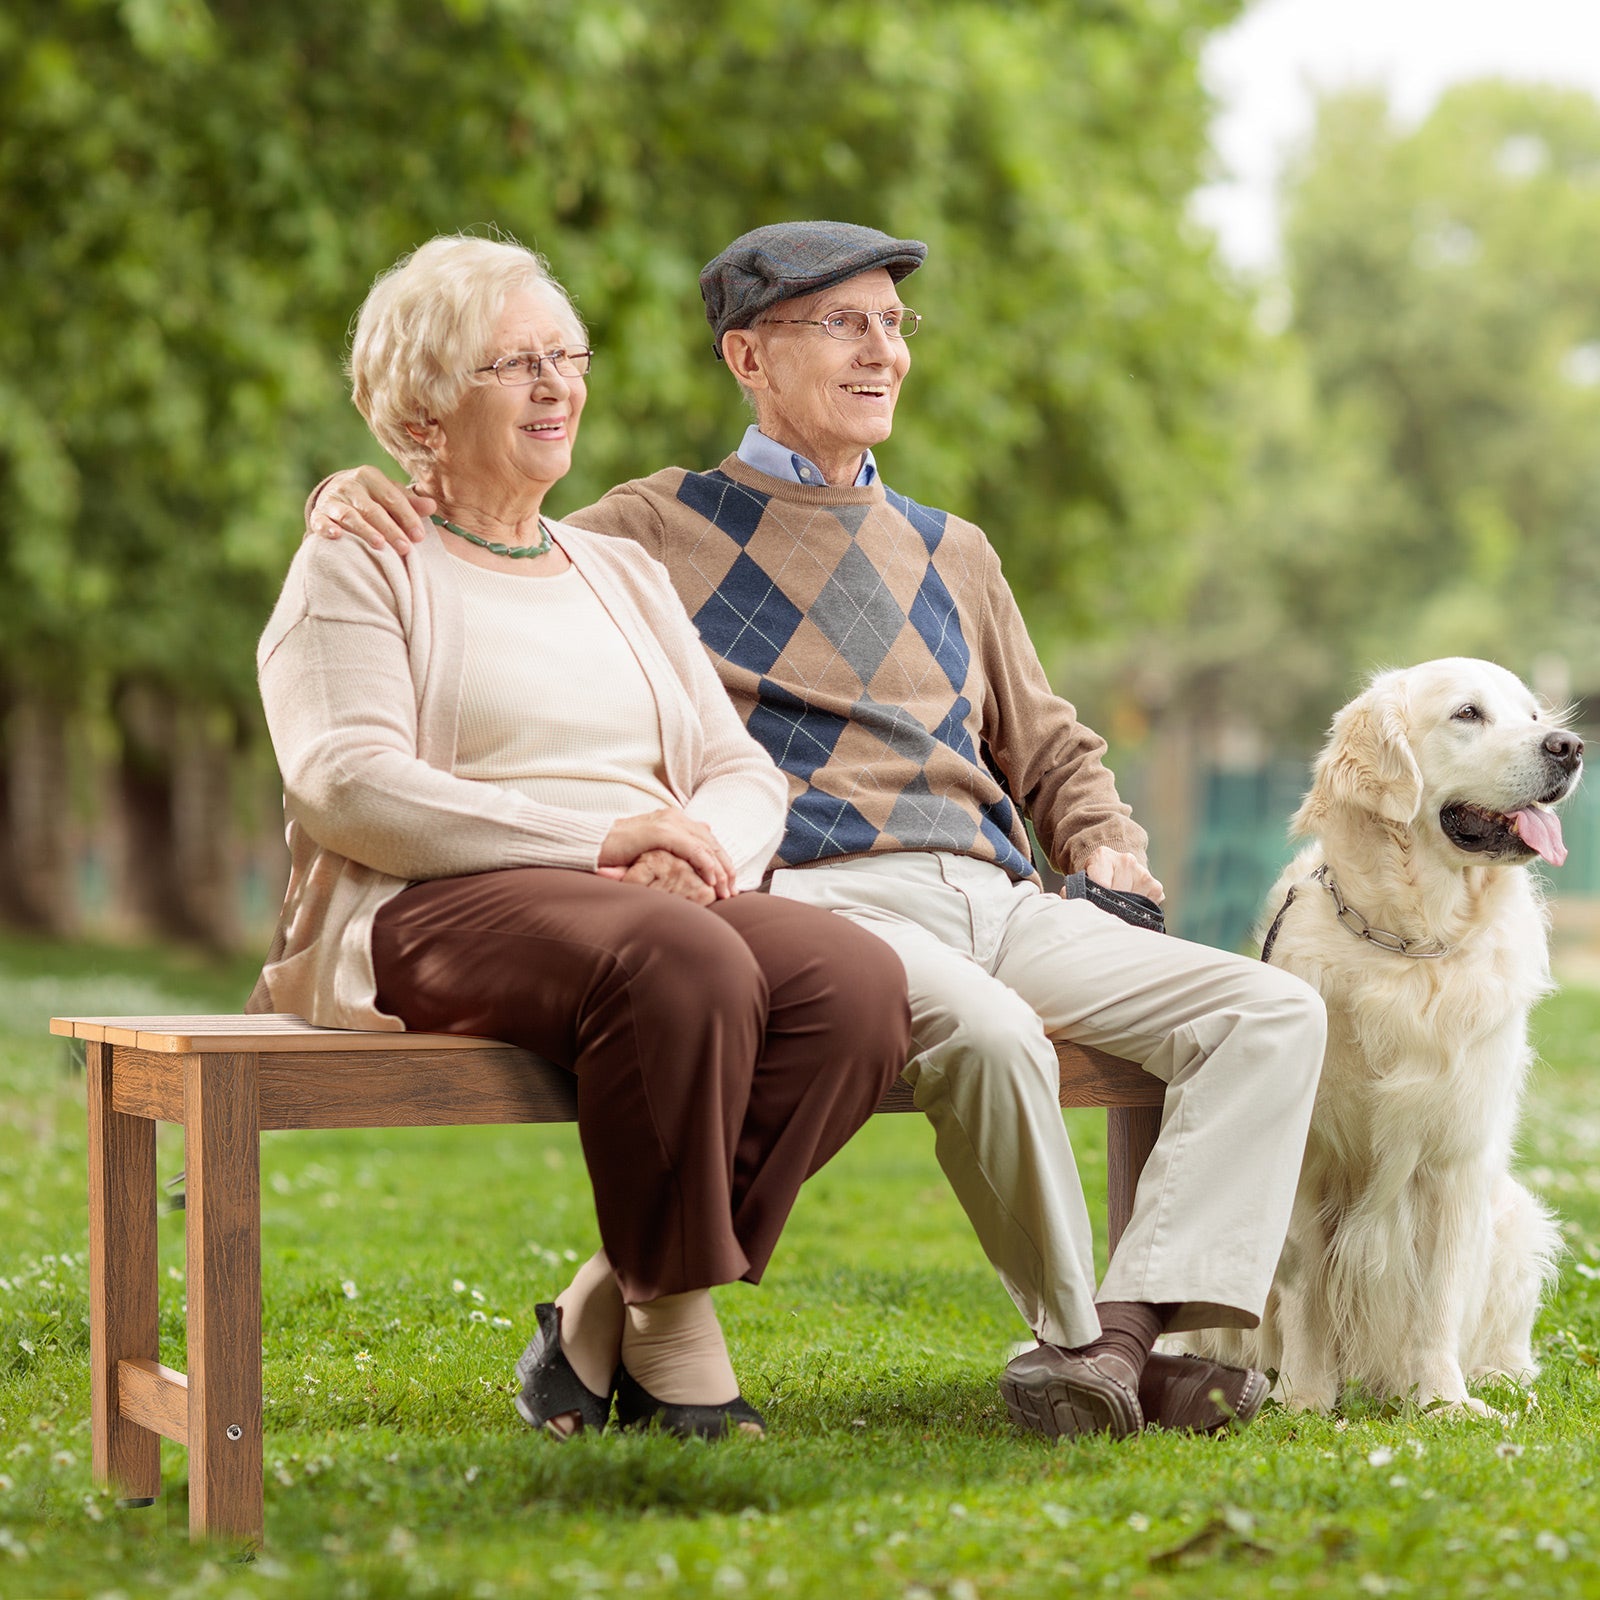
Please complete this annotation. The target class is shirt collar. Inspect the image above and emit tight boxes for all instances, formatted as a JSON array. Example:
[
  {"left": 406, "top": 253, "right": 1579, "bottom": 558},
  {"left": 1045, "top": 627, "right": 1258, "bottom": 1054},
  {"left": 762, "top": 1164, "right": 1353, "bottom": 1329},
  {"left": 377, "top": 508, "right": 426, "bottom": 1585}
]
[{"left": 736, "top": 425, "right": 878, "bottom": 488}]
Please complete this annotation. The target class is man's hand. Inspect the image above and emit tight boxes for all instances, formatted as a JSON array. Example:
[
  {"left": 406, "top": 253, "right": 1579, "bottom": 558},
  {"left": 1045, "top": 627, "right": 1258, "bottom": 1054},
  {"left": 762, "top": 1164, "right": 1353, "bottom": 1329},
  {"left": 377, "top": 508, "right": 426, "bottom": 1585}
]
[
  {"left": 1079, "top": 846, "right": 1164, "bottom": 905},
  {"left": 310, "top": 466, "right": 435, "bottom": 554},
  {"left": 598, "top": 808, "right": 735, "bottom": 899},
  {"left": 618, "top": 848, "right": 718, "bottom": 905}
]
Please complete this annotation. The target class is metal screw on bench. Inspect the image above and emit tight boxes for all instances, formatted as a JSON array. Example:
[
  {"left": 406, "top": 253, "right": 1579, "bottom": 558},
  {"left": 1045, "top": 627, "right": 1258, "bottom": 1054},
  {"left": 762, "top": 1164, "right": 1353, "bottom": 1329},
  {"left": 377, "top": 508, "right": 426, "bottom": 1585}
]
[{"left": 226, "top": 1424, "right": 243, "bottom": 1441}]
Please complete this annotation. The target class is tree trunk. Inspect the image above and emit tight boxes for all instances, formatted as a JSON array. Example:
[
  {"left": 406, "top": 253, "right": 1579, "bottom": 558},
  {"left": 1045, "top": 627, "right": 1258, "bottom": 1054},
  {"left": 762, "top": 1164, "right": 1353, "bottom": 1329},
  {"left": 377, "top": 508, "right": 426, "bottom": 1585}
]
[
  {"left": 0, "top": 691, "right": 80, "bottom": 934},
  {"left": 111, "top": 684, "right": 240, "bottom": 951}
]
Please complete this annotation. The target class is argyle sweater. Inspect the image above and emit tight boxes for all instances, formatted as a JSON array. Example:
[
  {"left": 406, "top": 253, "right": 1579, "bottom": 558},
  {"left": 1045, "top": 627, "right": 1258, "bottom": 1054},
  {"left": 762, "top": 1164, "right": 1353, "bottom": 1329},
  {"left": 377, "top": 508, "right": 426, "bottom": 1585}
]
[{"left": 565, "top": 454, "right": 1146, "bottom": 882}]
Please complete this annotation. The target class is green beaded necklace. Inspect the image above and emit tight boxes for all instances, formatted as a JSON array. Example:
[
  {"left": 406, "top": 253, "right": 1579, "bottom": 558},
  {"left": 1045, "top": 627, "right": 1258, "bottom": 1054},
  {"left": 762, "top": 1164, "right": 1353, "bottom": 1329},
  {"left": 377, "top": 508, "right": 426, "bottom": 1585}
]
[{"left": 430, "top": 512, "right": 552, "bottom": 559}]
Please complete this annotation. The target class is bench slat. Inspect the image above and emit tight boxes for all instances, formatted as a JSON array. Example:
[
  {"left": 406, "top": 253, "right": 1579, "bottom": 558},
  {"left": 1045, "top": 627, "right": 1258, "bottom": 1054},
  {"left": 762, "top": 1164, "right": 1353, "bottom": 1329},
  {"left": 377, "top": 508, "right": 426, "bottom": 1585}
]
[
  {"left": 55, "top": 1013, "right": 497, "bottom": 1054},
  {"left": 104, "top": 1037, "right": 1162, "bottom": 1130}
]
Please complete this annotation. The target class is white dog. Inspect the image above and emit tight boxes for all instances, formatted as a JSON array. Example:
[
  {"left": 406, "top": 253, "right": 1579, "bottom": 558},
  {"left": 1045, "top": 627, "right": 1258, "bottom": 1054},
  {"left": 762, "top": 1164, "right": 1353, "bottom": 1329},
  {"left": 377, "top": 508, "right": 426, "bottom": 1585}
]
[{"left": 1185, "top": 658, "right": 1579, "bottom": 1412}]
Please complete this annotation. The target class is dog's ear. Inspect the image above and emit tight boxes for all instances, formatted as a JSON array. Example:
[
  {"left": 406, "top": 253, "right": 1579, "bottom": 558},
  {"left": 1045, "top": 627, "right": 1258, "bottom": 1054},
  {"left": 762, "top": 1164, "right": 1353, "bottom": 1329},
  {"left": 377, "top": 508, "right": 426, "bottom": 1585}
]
[{"left": 1294, "top": 682, "right": 1423, "bottom": 834}]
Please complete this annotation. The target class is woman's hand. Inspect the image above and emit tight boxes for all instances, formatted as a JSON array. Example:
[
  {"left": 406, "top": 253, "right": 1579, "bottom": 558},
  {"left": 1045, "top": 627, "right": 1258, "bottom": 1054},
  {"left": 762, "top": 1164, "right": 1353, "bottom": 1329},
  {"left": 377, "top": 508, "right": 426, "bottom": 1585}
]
[
  {"left": 616, "top": 848, "right": 718, "bottom": 905},
  {"left": 311, "top": 467, "right": 435, "bottom": 553},
  {"left": 598, "top": 809, "right": 735, "bottom": 899},
  {"left": 1079, "top": 846, "right": 1165, "bottom": 904}
]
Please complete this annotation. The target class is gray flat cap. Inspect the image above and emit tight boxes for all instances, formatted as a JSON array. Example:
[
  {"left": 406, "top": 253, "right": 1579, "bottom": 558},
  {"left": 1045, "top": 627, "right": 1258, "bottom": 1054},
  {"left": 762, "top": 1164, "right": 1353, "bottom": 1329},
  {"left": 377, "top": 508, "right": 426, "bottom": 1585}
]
[{"left": 700, "top": 220, "right": 927, "bottom": 356}]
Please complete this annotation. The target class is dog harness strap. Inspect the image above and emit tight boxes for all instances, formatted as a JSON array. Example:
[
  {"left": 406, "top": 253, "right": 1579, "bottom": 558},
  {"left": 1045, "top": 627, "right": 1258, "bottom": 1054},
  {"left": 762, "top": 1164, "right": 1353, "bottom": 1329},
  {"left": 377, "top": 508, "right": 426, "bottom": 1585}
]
[{"left": 1259, "top": 885, "right": 1297, "bottom": 965}]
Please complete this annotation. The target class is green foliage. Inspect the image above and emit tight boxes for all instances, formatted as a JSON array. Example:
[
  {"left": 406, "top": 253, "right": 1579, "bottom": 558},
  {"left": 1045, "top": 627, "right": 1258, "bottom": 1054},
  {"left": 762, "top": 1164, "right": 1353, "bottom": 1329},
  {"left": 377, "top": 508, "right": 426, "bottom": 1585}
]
[
  {"left": 1288, "top": 84, "right": 1600, "bottom": 677},
  {"left": 1092, "top": 79, "right": 1600, "bottom": 746},
  {"left": 0, "top": 0, "right": 1245, "bottom": 724}
]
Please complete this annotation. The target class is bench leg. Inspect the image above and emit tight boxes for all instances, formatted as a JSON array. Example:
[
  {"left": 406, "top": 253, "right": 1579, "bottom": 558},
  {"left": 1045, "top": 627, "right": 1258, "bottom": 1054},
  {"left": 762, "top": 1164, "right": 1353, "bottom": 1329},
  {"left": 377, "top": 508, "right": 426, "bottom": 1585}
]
[
  {"left": 86, "top": 1041, "right": 161, "bottom": 1503},
  {"left": 184, "top": 1050, "right": 263, "bottom": 1545},
  {"left": 1106, "top": 1104, "right": 1162, "bottom": 1257}
]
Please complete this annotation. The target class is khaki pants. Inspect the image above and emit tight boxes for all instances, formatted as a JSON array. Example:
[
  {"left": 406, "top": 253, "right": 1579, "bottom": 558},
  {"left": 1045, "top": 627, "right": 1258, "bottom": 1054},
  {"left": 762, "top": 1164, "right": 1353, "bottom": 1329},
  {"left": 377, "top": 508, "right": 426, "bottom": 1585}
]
[{"left": 771, "top": 852, "right": 1327, "bottom": 1346}]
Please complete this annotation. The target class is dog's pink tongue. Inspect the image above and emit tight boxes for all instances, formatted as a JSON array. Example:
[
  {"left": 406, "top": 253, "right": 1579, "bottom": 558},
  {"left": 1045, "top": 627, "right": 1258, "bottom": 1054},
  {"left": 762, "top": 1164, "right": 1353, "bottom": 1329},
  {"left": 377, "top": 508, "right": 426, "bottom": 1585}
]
[{"left": 1511, "top": 807, "right": 1567, "bottom": 866}]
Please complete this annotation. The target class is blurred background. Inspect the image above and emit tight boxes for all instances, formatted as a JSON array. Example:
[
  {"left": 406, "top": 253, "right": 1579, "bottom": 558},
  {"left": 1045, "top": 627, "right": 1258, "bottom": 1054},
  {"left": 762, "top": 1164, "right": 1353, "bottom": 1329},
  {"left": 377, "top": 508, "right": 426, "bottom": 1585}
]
[{"left": 3, "top": 0, "right": 1599, "bottom": 962}]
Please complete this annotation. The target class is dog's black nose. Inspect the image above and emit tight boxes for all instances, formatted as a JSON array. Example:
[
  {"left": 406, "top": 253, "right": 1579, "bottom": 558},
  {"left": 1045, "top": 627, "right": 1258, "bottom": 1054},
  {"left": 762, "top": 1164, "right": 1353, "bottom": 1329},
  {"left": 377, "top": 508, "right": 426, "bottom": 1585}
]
[{"left": 1544, "top": 730, "right": 1584, "bottom": 771}]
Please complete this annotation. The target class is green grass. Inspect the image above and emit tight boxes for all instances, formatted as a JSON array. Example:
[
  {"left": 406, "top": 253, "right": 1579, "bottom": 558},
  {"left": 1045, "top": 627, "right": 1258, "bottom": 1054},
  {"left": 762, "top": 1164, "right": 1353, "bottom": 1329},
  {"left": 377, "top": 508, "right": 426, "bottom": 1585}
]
[{"left": 4, "top": 935, "right": 1600, "bottom": 1598}]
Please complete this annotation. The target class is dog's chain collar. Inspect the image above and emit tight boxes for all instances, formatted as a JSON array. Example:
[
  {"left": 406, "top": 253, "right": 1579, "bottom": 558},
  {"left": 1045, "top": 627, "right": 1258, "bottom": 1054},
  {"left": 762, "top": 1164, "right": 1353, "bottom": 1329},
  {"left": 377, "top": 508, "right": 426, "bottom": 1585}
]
[{"left": 1312, "top": 864, "right": 1451, "bottom": 959}]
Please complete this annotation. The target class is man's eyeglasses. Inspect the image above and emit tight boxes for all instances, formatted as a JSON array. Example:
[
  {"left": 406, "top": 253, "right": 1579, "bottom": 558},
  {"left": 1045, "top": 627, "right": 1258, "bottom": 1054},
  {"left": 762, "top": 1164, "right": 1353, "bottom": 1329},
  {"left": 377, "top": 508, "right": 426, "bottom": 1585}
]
[
  {"left": 475, "top": 348, "right": 595, "bottom": 386},
  {"left": 761, "top": 309, "right": 921, "bottom": 341}
]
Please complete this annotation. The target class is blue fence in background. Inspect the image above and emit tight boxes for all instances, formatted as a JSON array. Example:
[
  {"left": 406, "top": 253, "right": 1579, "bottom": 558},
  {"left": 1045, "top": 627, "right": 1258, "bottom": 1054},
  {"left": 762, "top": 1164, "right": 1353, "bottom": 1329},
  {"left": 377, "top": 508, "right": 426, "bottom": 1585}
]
[{"left": 1163, "top": 755, "right": 1600, "bottom": 955}]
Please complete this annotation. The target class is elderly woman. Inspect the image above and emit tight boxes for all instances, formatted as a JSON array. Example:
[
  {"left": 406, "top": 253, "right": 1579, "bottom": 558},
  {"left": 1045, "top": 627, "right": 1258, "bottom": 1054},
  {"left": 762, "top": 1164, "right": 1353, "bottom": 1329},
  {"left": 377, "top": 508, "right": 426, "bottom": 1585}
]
[{"left": 252, "top": 234, "right": 910, "bottom": 1440}]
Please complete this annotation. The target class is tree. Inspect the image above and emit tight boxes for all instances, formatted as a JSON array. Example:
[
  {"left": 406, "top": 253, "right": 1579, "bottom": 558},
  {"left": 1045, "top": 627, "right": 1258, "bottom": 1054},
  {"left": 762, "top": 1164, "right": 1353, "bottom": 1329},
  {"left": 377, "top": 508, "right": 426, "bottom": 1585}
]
[
  {"left": 1091, "top": 79, "right": 1600, "bottom": 756},
  {"left": 0, "top": 0, "right": 1247, "bottom": 944}
]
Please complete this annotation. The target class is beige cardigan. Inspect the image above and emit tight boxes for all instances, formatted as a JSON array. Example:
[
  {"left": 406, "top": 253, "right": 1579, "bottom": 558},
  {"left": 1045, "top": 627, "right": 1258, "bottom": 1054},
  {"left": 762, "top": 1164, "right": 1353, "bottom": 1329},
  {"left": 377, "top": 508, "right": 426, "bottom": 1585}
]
[{"left": 250, "top": 520, "right": 787, "bottom": 1031}]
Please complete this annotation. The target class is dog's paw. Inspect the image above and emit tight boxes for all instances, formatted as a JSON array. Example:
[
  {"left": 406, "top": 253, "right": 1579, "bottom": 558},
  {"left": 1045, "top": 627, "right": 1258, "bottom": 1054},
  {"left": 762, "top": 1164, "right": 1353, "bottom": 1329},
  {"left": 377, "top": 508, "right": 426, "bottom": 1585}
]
[{"left": 1419, "top": 1395, "right": 1506, "bottom": 1422}]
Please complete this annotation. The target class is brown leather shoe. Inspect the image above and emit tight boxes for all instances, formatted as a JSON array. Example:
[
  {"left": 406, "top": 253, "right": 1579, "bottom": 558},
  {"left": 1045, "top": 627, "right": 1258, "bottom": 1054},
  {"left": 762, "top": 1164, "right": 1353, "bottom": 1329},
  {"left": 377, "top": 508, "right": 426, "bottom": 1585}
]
[
  {"left": 999, "top": 1344, "right": 1143, "bottom": 1440},
  {"left": 1138, "top": 1351, "right": 1267, "bottom": 1433}
]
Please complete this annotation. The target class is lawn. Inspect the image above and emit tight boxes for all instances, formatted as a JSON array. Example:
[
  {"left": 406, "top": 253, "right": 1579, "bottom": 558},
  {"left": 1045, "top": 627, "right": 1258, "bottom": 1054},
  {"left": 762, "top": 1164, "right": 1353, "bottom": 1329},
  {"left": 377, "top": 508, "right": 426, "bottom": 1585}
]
[{"left": 3, "top": 932, "right": 1600, "bottom": 1599}]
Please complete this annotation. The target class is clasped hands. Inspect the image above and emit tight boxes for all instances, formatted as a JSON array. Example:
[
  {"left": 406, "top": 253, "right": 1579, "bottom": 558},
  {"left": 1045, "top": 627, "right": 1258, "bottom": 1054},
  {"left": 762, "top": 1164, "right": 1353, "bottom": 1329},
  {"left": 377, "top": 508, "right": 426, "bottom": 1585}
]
[{"left": 598, "top": 808, "right": 736, "bottom": 906}]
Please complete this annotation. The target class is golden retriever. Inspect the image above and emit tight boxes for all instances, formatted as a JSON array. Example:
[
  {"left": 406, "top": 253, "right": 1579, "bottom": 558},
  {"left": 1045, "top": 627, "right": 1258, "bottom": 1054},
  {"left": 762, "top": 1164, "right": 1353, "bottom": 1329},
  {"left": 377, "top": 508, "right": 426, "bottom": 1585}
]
[{"left": 1184, "top": 658, "right": 1580, "bottom": 1412}]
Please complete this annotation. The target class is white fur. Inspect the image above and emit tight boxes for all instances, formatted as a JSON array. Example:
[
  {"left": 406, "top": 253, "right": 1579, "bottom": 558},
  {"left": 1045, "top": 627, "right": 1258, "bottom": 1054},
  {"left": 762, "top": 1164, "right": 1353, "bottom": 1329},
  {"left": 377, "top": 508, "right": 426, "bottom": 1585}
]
[{"left": 1183, "top": 659, "right": 1573, "bottom": 1412}]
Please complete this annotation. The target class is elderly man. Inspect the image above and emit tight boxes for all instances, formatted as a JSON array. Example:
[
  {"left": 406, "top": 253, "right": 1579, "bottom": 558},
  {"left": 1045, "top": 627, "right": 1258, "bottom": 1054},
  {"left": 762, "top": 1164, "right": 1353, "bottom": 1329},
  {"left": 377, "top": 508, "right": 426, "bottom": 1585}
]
[{"left": 306, "top": 221, "right": 1326, "bottom": 1441}]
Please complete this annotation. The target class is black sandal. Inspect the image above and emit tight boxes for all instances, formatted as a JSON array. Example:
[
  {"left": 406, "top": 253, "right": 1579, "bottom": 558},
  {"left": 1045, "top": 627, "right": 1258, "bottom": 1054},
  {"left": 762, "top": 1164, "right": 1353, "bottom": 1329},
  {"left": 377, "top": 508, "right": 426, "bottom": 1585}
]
[
  {"left": 514, "top": 1301, "right": 615, "bottom": 1438},
  {"left": 613, "top": 1364, "right": 766, "bottom": 1440}
]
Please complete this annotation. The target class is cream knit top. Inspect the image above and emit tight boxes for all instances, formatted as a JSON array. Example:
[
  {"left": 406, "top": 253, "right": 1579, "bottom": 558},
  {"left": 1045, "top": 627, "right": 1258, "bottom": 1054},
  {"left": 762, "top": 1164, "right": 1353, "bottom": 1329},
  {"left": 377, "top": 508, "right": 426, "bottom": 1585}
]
[
  {"left": 452, "top": 560, "right": 676, "bottom": 818},
  {"left": 251, "top": 521, "right": 787, "bottom": 1032}
]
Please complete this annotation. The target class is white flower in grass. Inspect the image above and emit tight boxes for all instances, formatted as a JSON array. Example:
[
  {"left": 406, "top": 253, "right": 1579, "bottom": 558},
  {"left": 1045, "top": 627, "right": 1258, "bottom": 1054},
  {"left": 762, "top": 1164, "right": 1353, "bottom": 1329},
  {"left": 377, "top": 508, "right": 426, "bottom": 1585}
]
[
  {"left": 1357, "top": 1577, "right": 1393, "bottom": 1596},
  {"left": 712, "top": 1566, "right": 747, "bottom": 1593},
  {"left": 353, "top": 1351, "right": 371, "bottom": 1365},
  {"left": 469, "top": 1310, "right": 488, "bottom": 1324},
  {"left": 948, "top": 1502, "right": 968, "bottom": 1519},
  {"left": 1126, "top": 1512, "right": 1150, "bottom": 1532},
  {"left": 764, "top": 1568, "right": 790, "bottom": 1589},
  {"left": 386, "top": 1526, "right": 416, "bottom": 1556},
  {"left": 949, "top": 1581, "right": 980, "bottom": 1600},
  {"left": 1366, "top": 1447, "right": 1394, "bottom": 1468},
  {"left": 471, "top": 1289, "right": 485, "bottom": 1303},
  {"left": 51, "top": 1450, "right": 75, "bottom": 1468},
  {"left": 1497, "top": 1441, "right": 1525, "bottom": 1461},
  {"left": 464, "top": 1465, "right": 480, "bottom": 1484},
  {"left": 1535, "top": 1531, "right": 1570, "bottom": 1560},
  {"left": 493, "top": 1316, "right": 512, "bottom": 1328},
  {"left": 451, "top": 1279, "right": 466, "bottom": 1294},
  {"left": 342, "top": 1281, "right": 358, "bottom": 1300},
  {"left": 0, "top": 1474, "right": 12, "bottom": 1492},
  {"left": 1388, "top": 1475, "right": 1408, "bottom": 1489}
]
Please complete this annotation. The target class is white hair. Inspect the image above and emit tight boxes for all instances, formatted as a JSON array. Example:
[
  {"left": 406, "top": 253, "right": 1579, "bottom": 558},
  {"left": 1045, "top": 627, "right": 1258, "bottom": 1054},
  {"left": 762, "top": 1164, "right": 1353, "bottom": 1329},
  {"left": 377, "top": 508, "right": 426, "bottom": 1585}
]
[{"left": 348, "top": 232, "right": 585, "bottom": 477}]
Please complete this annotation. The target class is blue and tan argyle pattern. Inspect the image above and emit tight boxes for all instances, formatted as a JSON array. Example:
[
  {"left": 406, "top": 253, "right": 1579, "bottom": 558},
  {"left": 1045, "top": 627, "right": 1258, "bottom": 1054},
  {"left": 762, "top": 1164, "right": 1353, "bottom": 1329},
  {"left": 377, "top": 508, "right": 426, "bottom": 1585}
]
[{"left": 619, "top": 460, "right": 1038, "bottom": 880}]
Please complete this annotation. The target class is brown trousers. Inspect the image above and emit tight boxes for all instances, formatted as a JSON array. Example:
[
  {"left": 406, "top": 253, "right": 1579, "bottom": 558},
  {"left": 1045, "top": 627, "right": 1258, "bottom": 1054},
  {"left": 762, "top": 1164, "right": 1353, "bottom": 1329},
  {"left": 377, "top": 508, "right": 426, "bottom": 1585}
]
[{"left": 372, "top": 868, "right": 910, "bottom": 1303}]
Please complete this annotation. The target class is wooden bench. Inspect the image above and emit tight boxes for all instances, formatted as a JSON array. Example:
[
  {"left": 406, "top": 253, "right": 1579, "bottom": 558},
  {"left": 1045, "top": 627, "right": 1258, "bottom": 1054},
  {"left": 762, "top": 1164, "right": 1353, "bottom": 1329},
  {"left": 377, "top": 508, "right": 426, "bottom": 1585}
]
[{"left": 52, "top": 1012, "right": 1164, "bottom": 1544}]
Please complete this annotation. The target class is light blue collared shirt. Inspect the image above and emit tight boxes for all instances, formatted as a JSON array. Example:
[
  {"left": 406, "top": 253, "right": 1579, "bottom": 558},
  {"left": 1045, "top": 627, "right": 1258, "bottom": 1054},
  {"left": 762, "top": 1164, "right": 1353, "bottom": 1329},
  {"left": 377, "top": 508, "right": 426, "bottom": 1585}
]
[{"left": 736, "top": 425, "right": 878, "bottom": 488}]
